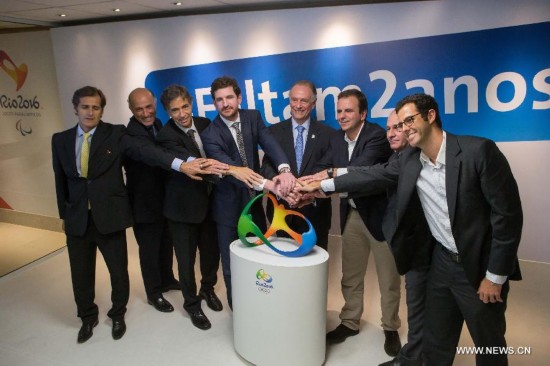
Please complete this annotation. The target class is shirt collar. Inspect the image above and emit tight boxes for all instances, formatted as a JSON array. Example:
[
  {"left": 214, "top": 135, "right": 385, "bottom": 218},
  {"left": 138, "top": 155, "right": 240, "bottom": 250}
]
[
  {"left": 77, "top": 124, "right": 97, "bottom": 137},
  {"left": 420, "top": 131, "right": 447, "bottom": 167},
  {"left": 344, "top": 122, "right": 364, "bottom": 144},
  {"left": 292, "top": 118, "right": 310, "bottom": 131},
  {"left": 220, "top": 113, "right": 241, "bottom": 129},
  {"left": 173, "top": 118, "right": 196, "bottom": 134}
]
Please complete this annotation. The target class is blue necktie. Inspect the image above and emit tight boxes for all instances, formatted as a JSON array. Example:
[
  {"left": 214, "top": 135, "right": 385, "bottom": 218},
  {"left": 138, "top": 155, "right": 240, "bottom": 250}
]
[{"left": 295, "top": 125, "right": 305, "bottom": 172}]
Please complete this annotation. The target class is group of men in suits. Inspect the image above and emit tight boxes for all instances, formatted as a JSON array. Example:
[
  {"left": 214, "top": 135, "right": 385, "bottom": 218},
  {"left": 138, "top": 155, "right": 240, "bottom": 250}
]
[
  {"left": 299, "top": 93, "right": 523, "bottom": 366},
  {"left": 52, "top": 81, "right": 522, "bottom": 366}
]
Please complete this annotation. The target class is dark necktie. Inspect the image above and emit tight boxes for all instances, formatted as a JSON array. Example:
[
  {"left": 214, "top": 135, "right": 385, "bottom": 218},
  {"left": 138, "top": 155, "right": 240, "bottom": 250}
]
[
  {"left": 231, "top": 122, "right": 249, "bottom": 167},
  {"left": 295, "top": 125, "right": 305, "bottom": 172},
  {"left": 146, "top": 125, "right": 156, "bottom": 138},
  {"left": 187, "top": 129, "right": 204, "bottom": 158}
]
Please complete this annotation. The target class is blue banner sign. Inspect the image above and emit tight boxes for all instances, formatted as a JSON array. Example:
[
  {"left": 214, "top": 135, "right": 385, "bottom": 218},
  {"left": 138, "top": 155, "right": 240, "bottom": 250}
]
[{"left": 146, "top": 22, "right": 550, "bottom": 142}]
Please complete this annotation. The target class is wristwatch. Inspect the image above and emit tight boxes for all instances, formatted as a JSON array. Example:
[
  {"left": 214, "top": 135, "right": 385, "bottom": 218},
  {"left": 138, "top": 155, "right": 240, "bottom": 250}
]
[
  {"left": 327, "top": 167, "right": 334, "bottom": 178},
  {"left": 279, "top": 167, "right": 291, "bottom": 174}
]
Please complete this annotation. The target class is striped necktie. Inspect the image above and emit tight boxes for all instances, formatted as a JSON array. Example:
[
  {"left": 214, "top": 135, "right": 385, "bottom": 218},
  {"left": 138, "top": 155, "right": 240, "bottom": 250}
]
[{"left": 231, "top": 122, "right": 249, "bottom": 167}]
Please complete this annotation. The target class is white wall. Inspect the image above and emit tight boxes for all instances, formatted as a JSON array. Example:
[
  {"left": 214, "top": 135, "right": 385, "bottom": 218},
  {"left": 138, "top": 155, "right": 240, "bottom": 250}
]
[{"left": 49, "top": 0, "right": 550, "bottom": 262}]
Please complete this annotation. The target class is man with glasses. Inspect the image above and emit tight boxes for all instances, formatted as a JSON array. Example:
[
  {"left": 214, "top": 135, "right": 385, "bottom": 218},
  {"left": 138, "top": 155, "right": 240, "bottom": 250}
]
[{"left": 299, "top": 93, "right": 522, "bottom": 366}]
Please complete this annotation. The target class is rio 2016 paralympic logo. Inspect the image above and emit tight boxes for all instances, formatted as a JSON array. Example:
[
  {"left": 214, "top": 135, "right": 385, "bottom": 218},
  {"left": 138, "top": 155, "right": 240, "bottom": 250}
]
[
  {"left": 237, "top": 193, "right": 317, "bottom": 257},
  {"left": 0, "top": 50, "right": 28, "bottom": 91}
]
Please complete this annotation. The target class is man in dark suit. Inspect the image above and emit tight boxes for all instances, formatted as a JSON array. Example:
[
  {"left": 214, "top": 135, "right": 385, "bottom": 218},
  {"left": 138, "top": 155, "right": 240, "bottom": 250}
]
[
  {"left": 378, "top": 110, "right": 428, "bottom": 366},
  {"left": 52, "top": 86, "right": 215, "bottom": 343},
  {"left": 125, "top": 88, "right": 180, "bottom": 314},
  {"left": 261, "top": 80, "right": 336, "bottom": 250},
  {"left": 310, "top": 89, "right": 401, "bottom": 356},
  {"left": 156, "top": 84, "right": 228, "bottom": 330},
  {"left": 301, "top": 93, "right": 523, "bottom": 366},
  {"left": 201, "top": 76, "right": 295, "bottom": 309}
]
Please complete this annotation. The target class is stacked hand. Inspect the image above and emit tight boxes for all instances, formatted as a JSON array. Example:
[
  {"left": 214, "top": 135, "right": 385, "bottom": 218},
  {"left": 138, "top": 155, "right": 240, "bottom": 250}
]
[{"left": 179, "top": 158, "right": 229, "bottom": 180}]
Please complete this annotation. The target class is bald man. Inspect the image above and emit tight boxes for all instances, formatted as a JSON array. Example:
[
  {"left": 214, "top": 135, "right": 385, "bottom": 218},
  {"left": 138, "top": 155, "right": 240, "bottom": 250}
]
[{"left": 125, "top": 88, "right": 180, "bottom": 313}]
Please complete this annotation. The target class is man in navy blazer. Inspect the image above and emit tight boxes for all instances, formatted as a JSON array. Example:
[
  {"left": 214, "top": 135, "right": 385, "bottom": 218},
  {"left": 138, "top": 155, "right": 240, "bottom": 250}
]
[
  {"left": 301, "top": 93, "right": 523, "bottom": 366},
  {"left": 261, "top": 80, "right": 336, "bottom": 250},
  {"left": 201, "top": 76, "right": 295, "bottom": 309}
]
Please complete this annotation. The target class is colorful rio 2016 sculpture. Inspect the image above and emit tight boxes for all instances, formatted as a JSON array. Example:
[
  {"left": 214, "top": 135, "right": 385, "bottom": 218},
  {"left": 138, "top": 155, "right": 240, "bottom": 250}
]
[{"left": 237, "top": 193, "right": 317, "bottom": 257}]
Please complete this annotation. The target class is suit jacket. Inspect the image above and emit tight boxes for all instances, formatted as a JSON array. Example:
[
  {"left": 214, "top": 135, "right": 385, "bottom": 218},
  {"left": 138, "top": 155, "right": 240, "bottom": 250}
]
[
  {"left": 52, "top": 121, "right": 130, "bottom": 236},
  {"left": 201, "top": 109, "right": 289, "bottom": 227},
  {"left": 52, "top": 120, "right": 175, "bottom": 237},
  {"left": 261, "top": 118, "right": 336, "bottom": 228},
  {"left": 156, "top": 117, "right": 212, "bottom": 224},
  {"left": 124, "top": 117, "right": 166, "bottom": 223},
  {"left": 336, "top": 133, "right": 523, "bottom": 289},
  {"left": 331, "top": 121, "right": 392, "bottom": 240}
]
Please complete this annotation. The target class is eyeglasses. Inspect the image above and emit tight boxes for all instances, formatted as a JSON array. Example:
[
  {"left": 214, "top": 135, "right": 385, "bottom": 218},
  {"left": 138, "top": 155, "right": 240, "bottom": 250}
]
[
  {"left": 386, "top": 122, "right": 403, "bottom": 132},
  {"left": 401, "top": 112, "right": 421, "bottom": 126}
]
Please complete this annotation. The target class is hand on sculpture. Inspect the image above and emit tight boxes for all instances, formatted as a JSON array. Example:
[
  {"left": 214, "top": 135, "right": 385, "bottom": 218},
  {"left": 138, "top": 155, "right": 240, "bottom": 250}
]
[
  {"left": 273, "top": 171, "right": 296, "bottom": 196},
  {"left": 228, "top": 166, "right": 264, "bottom": 188},
  {"left": 263, "top": 179, "right": 301, "bottom": 207}
]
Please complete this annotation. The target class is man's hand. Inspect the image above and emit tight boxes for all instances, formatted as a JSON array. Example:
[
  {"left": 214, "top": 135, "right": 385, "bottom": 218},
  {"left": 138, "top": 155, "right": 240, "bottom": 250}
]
[
  {"left": 179, "top": 158, "right": 209, "bottom": 180},
  {"left": 273, "top": 172, "right": 296, "bottom": 196},
  {"left": 264, "top": 179, "right": 302, "bottom": 207},
  {"left": 227, "top": 166, "right": 264, "bottom": 188},
  {"left": 297, "top": 180, "right": 323, "bottom": 193},
  {"left": 201, "top": 159, "right": 229, "bottom": 176},
  {"left": 299, "top": 169, "right": 329, "bottom": 185},
  {"left": 477, "top": 278, "right": 503, "bottom": 304}
]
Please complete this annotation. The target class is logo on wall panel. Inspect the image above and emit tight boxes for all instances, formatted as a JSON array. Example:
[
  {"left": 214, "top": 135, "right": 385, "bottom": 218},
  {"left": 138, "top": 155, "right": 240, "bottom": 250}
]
[
  {"left": 145, "top": 22, "right": 550, "bottom": 142},
  {"left": 238, "top": 193, "right": 317, "bottom": 257},
  {"left": 256, "top": 269, "right": 273, "bottom": 294},
  {"left": 0, "top": 50, "right": 28, "bottom": 91}
]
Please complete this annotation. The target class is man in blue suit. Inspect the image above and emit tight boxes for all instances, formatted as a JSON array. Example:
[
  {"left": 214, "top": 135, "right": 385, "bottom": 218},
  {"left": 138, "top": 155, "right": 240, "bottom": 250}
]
[{"left": 201, "top": 76, "right": 295, "bottom": 309}]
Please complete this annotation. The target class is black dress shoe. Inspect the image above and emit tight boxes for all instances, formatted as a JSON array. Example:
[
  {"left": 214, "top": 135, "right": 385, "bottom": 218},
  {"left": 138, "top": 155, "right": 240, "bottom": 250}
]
[
  {"left": 379, "top": 357, "right": 425, "bottom": 366},
  {"left": 148, "top": 297, "right": 174, "bottom": 313},
  {"left": 77, "top": 319, "right": 98, "bottom": 344},
  {"left": 384, "top": 330, "right": 402, "bottom": 357},
  {"left": 199, "top": 289, "right": 223, "bottom": 311},
  {"left": 112, "top": 319, "right": 126, "bottom": 340},
  {"left": 161, "top": 281, "right": 181, "bottom": 293},
  {"left": 326, "top": 324, "right": 359, "bottom": 344},
  {"left": 187, "top": 309, "right": 211, "bottom": 330}
]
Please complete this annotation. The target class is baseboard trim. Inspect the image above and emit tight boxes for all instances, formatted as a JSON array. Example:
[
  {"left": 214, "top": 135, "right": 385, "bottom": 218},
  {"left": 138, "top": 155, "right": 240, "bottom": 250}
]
[{"left": 0, "top": 208, "right": 63, "bottom": 232}]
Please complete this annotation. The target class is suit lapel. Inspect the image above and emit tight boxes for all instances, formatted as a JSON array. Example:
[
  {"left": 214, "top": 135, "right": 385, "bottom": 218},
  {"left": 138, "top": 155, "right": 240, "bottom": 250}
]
[
  {"left": 396, "top": 148, "right": 422, "bottom": 224},
  {"left": 281, "top": 121, "right": 298, "bottom": 173},
  {"left": 88, "top": 121, "right": 113, "bottom": 178},
  {"left": 445, "top": 133, "right": 461, "bottom": 226},
  {"left": 300, "top": 120, "right": 318, "bottom": 175},
  {"left": 348, "top": 123, "right": 368, "bottom": 163},
  {"left": 214, "top": 115, "right": 241, "bottom": 162},
  {"left": 239, "top": 111, "right": 254, "bottom": 166},
  {"left": 64, "top": 125, "right": 79, "bottom": 177}
]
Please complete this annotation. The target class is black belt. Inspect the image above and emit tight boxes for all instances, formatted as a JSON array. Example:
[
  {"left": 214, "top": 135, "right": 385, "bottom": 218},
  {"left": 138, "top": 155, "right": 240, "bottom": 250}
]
[{"left": 439, "top": 244, "right": 461, "bottom": 263}]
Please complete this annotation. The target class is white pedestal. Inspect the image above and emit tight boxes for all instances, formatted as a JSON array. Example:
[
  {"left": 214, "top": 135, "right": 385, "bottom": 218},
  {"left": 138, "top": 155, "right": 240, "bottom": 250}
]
[{"left": 230, "top": 238, "right": 329, "bottom": 366}]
